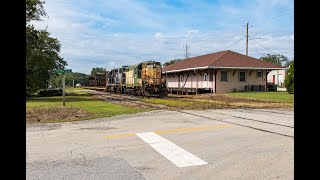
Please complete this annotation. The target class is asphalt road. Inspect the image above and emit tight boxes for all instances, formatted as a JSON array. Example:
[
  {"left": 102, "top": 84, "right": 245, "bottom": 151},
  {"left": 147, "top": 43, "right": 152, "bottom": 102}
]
[{"left": 26, "top": 108, "right": 294, "bottom": 180}]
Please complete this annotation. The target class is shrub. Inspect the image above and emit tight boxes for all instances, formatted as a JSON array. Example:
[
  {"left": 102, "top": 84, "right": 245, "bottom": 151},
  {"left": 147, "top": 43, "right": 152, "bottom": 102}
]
[{"left": 284, "top": 61, "right": 294, "bottom": 94}]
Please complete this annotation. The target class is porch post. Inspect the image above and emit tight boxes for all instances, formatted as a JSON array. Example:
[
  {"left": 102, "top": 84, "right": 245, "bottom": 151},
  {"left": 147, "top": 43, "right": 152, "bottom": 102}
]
[
  {"left": 196, "top": 69, "right": 198, "bottom": 95},
  {"left": 214, "top": 69, "right": 217, "bottom": 93},
  {"left": 266, "top": 70, "right": 270, "bottom": 91}
]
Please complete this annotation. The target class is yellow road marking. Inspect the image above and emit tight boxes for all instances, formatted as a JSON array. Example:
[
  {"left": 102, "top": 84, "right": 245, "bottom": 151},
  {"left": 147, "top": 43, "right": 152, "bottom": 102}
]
[
  {"left": 105, "top": 133, "right": 135, "bottom": 139},
  {"left": 155, "top": 125, "right": 231, "bottom": 134},
  {"left": 105, "top": 125, "right": 231, "bottom": 139}
]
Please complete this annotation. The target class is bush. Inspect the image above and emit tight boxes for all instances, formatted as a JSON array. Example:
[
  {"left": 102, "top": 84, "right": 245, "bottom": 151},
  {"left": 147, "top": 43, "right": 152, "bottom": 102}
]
[
  {"left": 284, "top": 61, "right": 294, "bottom": 94},
  {"left": 38, "top": 88, "right": 63, "bottom": 97}
]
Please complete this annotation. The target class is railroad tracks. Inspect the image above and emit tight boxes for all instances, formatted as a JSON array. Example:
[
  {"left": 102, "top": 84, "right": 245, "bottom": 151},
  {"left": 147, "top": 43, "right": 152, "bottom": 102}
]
[{"left": 178, "top": 109, "right": 294, "bottom": 138}]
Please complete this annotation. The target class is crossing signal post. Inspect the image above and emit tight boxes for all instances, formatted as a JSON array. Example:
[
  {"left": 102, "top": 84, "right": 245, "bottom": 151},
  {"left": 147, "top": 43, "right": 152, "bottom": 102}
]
[{"left": 52, "top": 69, "right": 72, "bottom": 106}]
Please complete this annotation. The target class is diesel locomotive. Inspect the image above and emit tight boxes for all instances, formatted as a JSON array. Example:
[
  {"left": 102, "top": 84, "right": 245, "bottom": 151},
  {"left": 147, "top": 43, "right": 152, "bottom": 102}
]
[{"left": 106, "top": 61, "right": 167, "bottom": 97}]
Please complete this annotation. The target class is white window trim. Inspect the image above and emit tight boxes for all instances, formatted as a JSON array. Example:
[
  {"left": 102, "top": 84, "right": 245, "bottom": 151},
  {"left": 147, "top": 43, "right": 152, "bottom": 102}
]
[
  {"left": 179, "top": 75, "right": 183, "bottom": 87},
  {"left": 204, "top": 73, "right": 208, "bottom": 81},
  {"left": 220, "top": 70, "right": 228, "bottom": 82},
  {"left": 256, "top": 70, "right": 263, "bottom": 78},
  {"left": 239, "top": 71, "right": 246, "bottom": 82}
]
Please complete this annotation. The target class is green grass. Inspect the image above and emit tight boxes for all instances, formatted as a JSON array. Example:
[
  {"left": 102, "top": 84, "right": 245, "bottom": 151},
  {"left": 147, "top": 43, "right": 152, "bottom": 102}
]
[
  {"left": 26, "top": 95, "right": 149, "bottom": 122},
  {"left": 229, "top": 92, "right": 294, "bottom": 103},
  {"left": 65, "top": 87, "right": 93, "bottom": 95}
]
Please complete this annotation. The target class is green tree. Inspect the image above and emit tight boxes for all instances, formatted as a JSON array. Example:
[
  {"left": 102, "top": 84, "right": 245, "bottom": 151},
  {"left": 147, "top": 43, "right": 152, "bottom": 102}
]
[
  {"left": 91, "top": 67, "right": 106, "bottom": 76},
  {"left": 284, "top": 59, "right": 293, "bottom": 67},
  {"left": 260, "top": 54, "right": 289, "bottom": 66},
  {"left": 26, "top": 0, "right": 47, "bottom": 22},
  {"left": 284, "top": 61, "right": 294, "bottom": 94},
  {"left": 65, "top": 72, "right": 90, "bottom": 87},
  {"left": 49, "top": 72, "right": 89, "bottom": 88},
  {"left": 26, "top": 0, "right": 67, "bottom": 95},
  {"left": 163, "top": 59, "right": 182, "bottom": 66}
]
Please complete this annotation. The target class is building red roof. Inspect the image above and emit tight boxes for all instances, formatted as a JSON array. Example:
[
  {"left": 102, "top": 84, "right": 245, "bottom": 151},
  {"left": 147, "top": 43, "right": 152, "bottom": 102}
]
[{"left": 162, "top": 50, "right": 284, "bottom": 73}]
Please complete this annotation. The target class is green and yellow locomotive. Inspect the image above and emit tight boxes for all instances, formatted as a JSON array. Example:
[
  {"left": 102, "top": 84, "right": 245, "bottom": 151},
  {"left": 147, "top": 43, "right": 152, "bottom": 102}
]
[{"left": 106, "top": 61, "right": 167, "bottom": 97}]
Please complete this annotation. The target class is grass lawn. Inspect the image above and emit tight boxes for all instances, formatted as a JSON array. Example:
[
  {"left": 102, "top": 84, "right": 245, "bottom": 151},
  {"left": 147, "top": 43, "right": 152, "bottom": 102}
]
[
  {"left": 229, "top": 92, "right": 294, "bottom": 103},
  {"left": 26, "top": 95, "right": 149, "bottom": 123}
]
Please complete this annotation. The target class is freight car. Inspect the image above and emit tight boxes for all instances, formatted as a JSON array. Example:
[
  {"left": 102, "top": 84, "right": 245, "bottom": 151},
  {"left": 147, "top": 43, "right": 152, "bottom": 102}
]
[
  {"left": 88, "top": 76, "right": 96, "bottom": 86},
  {"left": 107, "top": 61, "right": 167, "bottom": 97},
  {"left": 95, "top": 73, "right": 107, "bottom": 87}
]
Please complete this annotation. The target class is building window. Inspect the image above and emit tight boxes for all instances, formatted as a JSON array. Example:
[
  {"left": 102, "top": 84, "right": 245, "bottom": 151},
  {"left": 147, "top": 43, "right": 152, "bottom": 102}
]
[
  {"left": 239, "top": 71, "right": 246, "bottom": 82},
  {"left": 204, "top": 73, "right": 207, "bottom": 81},
  {"left": 221, "top": 71, "right": 228, "bottom": 82},
  {"left": 256, "top": 70, "right": 263, "bottom": 78}
]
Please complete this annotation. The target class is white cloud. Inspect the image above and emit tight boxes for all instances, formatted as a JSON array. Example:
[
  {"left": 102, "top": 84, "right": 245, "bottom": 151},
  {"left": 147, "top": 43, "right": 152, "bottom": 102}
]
[
  {"left": 154, "top": 32, "right": 163, "bottom": 40},
  {"left": 185, "top": 29, "right": 199, "bottom": 37},
  {"left": 31, "top": 0, "right": 293, "bottom": 73}
]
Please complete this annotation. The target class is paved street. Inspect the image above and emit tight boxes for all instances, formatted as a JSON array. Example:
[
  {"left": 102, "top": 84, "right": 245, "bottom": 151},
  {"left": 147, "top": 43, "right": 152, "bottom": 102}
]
[{"left": 27, "top": 108, "right": 293, "bottom": 180}]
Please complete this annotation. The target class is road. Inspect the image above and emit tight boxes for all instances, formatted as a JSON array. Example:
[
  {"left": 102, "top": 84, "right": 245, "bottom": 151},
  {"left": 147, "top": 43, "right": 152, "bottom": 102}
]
[{"left": 26, "top": 108, "right": 294, "bottom": 180}]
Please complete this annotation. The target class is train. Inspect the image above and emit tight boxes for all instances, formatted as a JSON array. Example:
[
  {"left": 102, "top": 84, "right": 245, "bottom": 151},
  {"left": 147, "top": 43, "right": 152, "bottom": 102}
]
[
  {"left": 85, "top": 61, "right": 168, "bottom": 97},
  {"left": 107, "top": 61, "right": 168, "bottom": 97}
]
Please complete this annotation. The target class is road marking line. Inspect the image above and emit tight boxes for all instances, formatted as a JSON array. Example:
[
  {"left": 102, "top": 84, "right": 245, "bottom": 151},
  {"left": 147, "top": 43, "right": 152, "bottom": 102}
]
[
  {"left": 105, "top": 125, "right": 231, "bottom": 139},
  {"left": 105, "top": 133, "right": 135, "bottom": 139},
  {"left": 155, "top": 125, "right": 231, "bottom": 134},
  {"left": 136, "top": 132, "right": 208, "bottom": 168}
]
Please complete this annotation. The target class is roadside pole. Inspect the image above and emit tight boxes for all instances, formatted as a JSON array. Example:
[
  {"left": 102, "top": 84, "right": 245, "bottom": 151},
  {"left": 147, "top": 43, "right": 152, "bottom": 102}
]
[
  {"left": 52, "top": 69, "right": 72, "bottom": 107},
  {"left": 62, "top": 73, "right": 66, "bottom": 106}
]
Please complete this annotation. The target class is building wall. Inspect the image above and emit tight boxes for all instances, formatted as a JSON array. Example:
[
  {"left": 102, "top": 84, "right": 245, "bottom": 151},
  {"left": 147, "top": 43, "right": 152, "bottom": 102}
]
[
  {"left": 165, "top": 70, "right": 214, "bottom": 89},
  {"left": 165, "top": 69, "right": 267, "bottom": 94},
  {"left": 215, "top": 69, "right": 267, "bottom": 93},
  {"left": 267, "top": 69, "right": 287, "bottom": 87}
]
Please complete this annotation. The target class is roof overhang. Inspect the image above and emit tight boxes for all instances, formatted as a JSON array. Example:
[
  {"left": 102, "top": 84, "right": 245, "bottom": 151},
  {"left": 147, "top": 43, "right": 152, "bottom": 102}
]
[{"left": 162, "top": 66, "right": 287, "bottom": 73}]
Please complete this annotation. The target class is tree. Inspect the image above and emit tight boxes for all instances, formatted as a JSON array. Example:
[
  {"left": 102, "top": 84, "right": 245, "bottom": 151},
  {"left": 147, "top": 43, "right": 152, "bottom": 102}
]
[
  {"left": 163, "top": 59, "right": 182, "bottom": 67},
  {"left": 284, "top": 60, "right": 294, "bottom": 94},
  {"left": 260, "top": 54, "right": 289, "bottom": 66},
  {"left": 26, "top": 0, "right": 47, "bottom": 22},
  {"left": 284, "top": 59, "right": 293, "bottom": 67},
  {"left": 26, "top": 0, "right": 67, "bottom": 95},
  {"left": 91, "top": 67, "right": 106, "bottom": 76},
  {"left": 49, "top": 72, "right": 90, "bottom": 88}
]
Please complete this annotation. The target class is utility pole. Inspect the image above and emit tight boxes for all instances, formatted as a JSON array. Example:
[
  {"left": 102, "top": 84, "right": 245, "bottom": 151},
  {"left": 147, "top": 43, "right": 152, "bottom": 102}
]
[
  {"left": 62, "top": 74, "right": 66, "bottom": 106},
  {"left": 185, "top": 44, "right": 188, "bottom": 59},
  {"left": 246, "top": 22, "right": 249, "bottom": 56},
  {"left": 277, "top": 58, "right": 279, "bottom": 87}
]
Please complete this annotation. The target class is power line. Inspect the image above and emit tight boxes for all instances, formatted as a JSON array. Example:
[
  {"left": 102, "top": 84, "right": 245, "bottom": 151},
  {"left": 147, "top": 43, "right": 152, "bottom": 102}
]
[
  {"left": 278, "top": 50, "right": 294, "bottom": 54},
  {"left": 250, "top": 37, "right": 275, "bottom": 54},
  {"left": 221, "top": 36, "right": 246, "bottom": 51},
  {"left": 249, "top": 40, "right": 263, "bottom": 57},
  {"left": 252, "top": 8, "right": 294, "bottom": 26}
]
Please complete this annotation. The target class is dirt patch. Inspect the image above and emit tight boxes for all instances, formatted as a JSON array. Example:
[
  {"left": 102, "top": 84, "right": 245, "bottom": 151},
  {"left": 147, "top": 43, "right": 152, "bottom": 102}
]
[
  {"left": 165, "top": 94, "right": 293, "bottom": 109},
  {"left": 168, "top": 94, "right": 268, "bottom": 103},
  {"left": 26, "top": 107, "right": 94, "bottom": 123}
]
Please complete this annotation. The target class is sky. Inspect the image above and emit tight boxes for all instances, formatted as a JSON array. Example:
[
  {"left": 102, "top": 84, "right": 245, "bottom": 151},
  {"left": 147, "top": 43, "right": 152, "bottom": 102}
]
[{"left": 32, "top": 0, "right": 294, "bottom": 74}]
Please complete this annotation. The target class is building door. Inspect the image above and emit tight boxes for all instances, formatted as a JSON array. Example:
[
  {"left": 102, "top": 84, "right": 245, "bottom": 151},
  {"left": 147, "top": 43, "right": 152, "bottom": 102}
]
[
  {"left": 272, "top": 75, "right": 275, "bottom": 84},
  {"left": 180, "top": 75, "right": 183, "bottom": 87},
  {"left": 278, "top": 74, "right": 283, "bottom": 86},
  {"left": 204, "top": 73, "right": 208, "bottom": 88}
]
